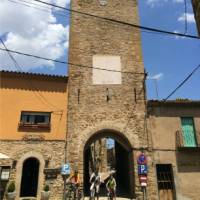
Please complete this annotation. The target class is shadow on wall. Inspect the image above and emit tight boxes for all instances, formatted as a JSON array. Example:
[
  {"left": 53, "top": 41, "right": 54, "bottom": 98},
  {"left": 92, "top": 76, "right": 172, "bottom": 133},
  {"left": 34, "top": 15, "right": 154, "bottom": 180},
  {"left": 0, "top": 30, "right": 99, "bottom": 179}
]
[{"left": 176, "top": 150, "right": 200, "bottom": 172}]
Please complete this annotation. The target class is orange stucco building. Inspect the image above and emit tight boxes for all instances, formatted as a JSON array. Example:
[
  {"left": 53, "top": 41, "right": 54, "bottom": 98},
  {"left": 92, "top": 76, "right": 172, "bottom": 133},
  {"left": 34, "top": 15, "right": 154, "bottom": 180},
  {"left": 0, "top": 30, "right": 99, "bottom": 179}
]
[
  {"left": 0, "top": 70, "right": 67, "bottom": 140},
  {"left": 0, "top": 70, "right": 68, "bottom": 200}
]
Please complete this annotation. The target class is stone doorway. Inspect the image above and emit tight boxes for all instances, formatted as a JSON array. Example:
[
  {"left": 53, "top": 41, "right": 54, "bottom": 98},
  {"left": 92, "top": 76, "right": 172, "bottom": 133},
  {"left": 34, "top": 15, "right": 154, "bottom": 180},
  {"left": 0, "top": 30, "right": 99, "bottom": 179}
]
[
  {"left": 83, "top": 130, "right": 134, "bottom": 198},
  {"left": 20, "top": 157, "right": 39, "bottom": 197}
]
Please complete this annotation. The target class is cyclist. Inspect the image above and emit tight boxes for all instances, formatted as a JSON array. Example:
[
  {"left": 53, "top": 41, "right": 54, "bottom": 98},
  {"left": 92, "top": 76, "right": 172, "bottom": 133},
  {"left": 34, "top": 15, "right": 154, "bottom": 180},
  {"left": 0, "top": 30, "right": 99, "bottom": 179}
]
[
  {"left": 90, "top": 168, "right": 101, "bottom": 200},
  {"left": 106, "top": 173, "right": 116, "bottom": 200},
  {"left": 67, "top": 169, "right": 80, "bottom": 198}
]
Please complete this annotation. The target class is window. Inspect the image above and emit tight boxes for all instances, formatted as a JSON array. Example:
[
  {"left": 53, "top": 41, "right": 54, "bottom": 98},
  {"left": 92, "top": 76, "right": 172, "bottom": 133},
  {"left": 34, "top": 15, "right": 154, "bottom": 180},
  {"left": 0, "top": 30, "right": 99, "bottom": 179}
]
[
  {"left": 181, "top": 117, "right": 197, "bottom": 147},
  {"left": 19, "top": 112, "right": 51, "bottom": 131},
  {"left": 20, "top": 112, "right": 50, "bottom": 124},
  {"left": 156, "top": 164, "right": 176, "bottom": 200}
]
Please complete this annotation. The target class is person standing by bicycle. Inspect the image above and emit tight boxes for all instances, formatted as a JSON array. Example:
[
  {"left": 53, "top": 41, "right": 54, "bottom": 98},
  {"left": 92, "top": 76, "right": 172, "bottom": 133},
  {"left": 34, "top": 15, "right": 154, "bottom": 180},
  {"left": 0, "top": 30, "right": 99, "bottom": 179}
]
[
  {"left": 90, "top": 168, "right": 101, "bottom": 200},
  {"left": 67, "top": 169, "right": 80, "bottom": 198},
  {"left": 106, "top": 173, "right": 116, "bottom": 200}
]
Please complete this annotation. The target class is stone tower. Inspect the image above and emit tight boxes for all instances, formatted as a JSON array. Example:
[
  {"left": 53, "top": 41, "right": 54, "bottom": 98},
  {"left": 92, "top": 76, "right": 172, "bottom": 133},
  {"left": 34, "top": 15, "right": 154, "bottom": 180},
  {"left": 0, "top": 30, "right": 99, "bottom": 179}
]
[{"left": 67, "top": 0, "right": 149, "bottom": 198}]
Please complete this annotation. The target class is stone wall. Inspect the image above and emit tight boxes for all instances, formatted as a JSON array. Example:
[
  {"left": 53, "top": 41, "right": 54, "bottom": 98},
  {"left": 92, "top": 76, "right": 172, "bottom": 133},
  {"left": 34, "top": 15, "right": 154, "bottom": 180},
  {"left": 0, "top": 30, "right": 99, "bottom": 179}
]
[
  {"left": 0, "top": 140, "right": 65, "bottom": 200},
  {"left": 67, "top": 0, "right": 156, "bottom": 199}
]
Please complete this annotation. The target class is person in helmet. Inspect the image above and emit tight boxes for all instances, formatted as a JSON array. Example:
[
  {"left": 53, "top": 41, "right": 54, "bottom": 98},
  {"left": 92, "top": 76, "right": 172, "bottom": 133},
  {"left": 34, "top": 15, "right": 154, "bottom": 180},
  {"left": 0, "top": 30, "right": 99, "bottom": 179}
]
[
  {"left": 106, "top": 173, "right": 116, "bottom": 200},
  {"left": 90, "top": 168, "right": 101, "bottom": 200}
]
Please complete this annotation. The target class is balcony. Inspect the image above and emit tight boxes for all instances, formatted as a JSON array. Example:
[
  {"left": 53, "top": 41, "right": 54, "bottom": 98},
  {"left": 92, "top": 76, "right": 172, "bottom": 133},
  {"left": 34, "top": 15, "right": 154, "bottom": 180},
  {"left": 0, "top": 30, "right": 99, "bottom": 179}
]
[
  {"left": 176, "top": 130, "right": 200, "bottom": 150},
  {"left": 18, "top": 122, "right": 51, "bottom": 132}
]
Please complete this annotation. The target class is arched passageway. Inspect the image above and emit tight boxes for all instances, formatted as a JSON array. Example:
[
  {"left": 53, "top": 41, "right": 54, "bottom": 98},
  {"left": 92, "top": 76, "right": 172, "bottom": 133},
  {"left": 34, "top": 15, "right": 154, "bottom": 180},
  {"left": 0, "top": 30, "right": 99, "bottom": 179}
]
[
  {"left": 83, "top": 129, "right": 134, "bottom": 198},
  {"left": 20, "top": 157, "right": 39, "bottom": 197}
]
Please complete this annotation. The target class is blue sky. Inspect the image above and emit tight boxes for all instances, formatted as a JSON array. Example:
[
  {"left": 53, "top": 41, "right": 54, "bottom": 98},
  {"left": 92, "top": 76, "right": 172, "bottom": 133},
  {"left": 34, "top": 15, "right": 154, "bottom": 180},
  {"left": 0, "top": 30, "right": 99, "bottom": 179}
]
[{"left": 0, "top": 0, "right": 199, "bottom": 100}]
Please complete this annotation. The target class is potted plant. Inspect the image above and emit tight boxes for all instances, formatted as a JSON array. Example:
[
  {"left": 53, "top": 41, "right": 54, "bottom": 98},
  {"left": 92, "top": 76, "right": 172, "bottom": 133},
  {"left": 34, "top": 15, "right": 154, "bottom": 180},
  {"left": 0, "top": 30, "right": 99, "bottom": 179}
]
[
  {"left": 41, "top": 184, "right": 50, "bottom": 200},
  {"left": 6, "top": 181, "right": 16, "bottom": 200}
]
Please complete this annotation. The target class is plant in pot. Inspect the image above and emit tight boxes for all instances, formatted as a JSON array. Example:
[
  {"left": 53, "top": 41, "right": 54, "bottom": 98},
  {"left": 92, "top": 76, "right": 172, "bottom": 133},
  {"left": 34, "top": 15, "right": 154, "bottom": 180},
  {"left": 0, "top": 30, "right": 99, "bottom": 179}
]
[
  {"left": 41, "top": 184, "right": 50, "bottom": 200},
  {"left": 6, "top": 181, "right": 16, "bottom": 200}
]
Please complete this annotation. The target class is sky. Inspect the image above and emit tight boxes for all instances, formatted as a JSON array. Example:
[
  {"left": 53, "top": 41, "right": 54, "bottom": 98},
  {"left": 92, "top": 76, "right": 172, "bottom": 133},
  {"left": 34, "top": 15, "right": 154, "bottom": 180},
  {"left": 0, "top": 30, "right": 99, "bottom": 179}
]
[{"left": 0, "top": 0, "right": 199, "bottom": 100}]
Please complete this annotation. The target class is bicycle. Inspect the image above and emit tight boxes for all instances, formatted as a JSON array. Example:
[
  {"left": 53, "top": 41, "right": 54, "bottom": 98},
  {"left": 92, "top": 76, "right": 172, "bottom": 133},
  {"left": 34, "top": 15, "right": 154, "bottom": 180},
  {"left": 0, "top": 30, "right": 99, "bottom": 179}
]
[
  {"left": 107, "top": 188, "right": 115, "bottom": 200},
  {"left": 65, "top": 182, "right": 83, "bottom": 200}
]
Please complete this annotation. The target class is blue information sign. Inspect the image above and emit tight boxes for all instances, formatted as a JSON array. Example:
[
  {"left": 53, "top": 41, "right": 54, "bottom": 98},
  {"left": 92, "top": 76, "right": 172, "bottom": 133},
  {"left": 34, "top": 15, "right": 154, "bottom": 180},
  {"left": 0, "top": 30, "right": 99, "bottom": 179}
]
[
  {"left": 138, "top": 164, "right": 148, "bottom": 175},
  {"left": 61, "top": 163, "right": 70, "bottom": 175}
]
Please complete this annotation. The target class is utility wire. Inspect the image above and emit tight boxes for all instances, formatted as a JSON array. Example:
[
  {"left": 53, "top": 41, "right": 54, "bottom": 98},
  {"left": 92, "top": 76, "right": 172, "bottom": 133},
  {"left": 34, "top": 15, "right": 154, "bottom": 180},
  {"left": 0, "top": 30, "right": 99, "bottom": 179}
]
[
  {"left": 0, "top": 47, "right": 67, "bottom": 64},
  {"left": 184, "top": 0, "right": 188, "bottom": 34},
  {"left": 7, "top": 0, "right": 175, "bottom": 39},
  {"left": 0, "top": 47, "right": 146, "bottom": 75},
  {"left": 9, "top": 0, "right": 191, "bottom": 39},
  {"left": 31, "top": 0, "right": 199, "bottom": 40},
  {"left": 0, "top": 38, "right": 64, "bottom": 111},
  {"left": 7, "top": 0, "right": 70, "bottom": 18},
  {"left": 164, "top": 64, "right": 200, "bottom": 101}
]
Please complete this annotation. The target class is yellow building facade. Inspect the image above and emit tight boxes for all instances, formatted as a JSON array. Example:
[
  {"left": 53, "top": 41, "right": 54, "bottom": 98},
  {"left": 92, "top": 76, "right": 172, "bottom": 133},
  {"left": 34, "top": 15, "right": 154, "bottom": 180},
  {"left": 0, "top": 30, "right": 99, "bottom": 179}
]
[{"left": 0, "top": 71, "right": 68, "bottom": 200}]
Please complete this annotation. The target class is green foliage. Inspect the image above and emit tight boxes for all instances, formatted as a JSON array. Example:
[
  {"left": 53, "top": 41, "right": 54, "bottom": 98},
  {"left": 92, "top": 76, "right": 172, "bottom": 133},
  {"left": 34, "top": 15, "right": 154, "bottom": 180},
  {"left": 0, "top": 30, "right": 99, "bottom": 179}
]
[
  {"left": 43, "top": 184, "right": 50, "bottom": 192},
  {"left": 7, "top": 181, "right": 15, "bottom": 193}
]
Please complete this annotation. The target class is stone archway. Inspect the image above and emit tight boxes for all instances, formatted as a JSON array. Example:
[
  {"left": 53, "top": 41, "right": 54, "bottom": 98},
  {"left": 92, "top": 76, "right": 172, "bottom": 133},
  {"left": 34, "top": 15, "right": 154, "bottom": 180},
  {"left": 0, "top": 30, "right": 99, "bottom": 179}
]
[
  {"left": 15, "top": 152, "right": 45, "bottom": 200},
  {"left": 82, "top": 129, "right": 135, "bottom": 198}
]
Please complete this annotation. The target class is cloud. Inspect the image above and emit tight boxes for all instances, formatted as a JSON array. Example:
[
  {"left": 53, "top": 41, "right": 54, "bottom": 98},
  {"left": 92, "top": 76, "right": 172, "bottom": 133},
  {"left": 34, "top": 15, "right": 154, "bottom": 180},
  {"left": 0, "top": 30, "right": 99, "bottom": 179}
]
[
  {"left": 173, "top": 30, "right": 186, "bottom": 39},
  {"left": 0, "top": 0, "right": 70, "bottom": 71},
  {"left": 147, "top": 73, "right": 164, "bottom": 80},
  {"left": 173, "top": 0, "right": 184, "bottom": 3},
  {"left": 178, "top": 13, "right": 195, "bottom": 23},
  {"left": 146, "top": 0, "right": 183, "bottom": 7}
]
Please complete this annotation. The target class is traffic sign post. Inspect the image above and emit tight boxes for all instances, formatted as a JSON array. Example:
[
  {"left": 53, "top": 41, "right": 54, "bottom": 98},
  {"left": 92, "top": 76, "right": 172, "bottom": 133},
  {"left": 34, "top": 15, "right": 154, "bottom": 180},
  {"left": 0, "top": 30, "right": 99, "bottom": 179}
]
[
  {"left": 61, "top": 163, "right": 70, "bottom": 200},
  {"left": 137, "top": 153, "right": 148, "bottom": 200}
]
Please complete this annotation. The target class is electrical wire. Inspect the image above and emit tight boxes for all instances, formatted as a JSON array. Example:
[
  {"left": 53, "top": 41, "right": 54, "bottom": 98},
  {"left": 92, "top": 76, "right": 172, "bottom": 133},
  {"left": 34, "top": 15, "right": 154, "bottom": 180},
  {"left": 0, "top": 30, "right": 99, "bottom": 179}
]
[
  {"left": 0, "top": 47, "right": 146, "bottom": 75},
  {"left": 164, "top": 64, "right": 200, "bottom": 101},
  {"left": 9, "top": 0, "right": 194, "bottom": 40},
  {"left": 7, "top": 0, "right": 70, "bottom": 18},
  {"left": 184, "top": 0, "right": 188, "bottom": 34},
  {"left": 31, "top": 0, "right": 199, "bottom": 40}
]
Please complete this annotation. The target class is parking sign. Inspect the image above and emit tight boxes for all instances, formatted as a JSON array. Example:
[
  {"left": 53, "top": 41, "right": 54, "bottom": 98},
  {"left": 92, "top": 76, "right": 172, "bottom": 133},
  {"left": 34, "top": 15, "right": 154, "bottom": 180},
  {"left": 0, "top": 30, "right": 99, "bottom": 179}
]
[
  {"left": 61, "top": 163, "right": 70, "bottom": 175},
  {"left": 138, "top": 164, "right": 148, "bottom": 175}
]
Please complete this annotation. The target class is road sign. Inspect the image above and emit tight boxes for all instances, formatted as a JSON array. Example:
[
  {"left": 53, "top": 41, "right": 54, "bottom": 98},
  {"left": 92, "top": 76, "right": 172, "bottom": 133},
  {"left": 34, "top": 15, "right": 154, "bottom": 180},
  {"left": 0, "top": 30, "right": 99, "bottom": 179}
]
[
  {"left": 137, "top": 153, "right": 147, "bottom": 165},
  {"left": 138, "top": 164, "right": 148, "bottom": 175},
  {"left": 139, "top": 175, "right": 148, "bottom": 187},
  {"left": 139, "top": 176, "right": 147, "bottom": 181},
  {"left": 61, "top": 163, "right": 70, "bottom": 175}
]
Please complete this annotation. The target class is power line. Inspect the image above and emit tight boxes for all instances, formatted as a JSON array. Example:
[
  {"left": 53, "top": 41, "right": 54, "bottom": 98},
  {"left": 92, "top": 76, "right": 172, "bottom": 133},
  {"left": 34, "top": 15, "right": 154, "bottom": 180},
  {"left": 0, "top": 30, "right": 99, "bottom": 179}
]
[
  {"left": 0, "top": 47, "right": 146, "bottom": 75},
  {"left": 7, "top": 0, "right": 70, "bottom": 18},
  {"left": 32, "top": 0, "right": 199, "bottom": 40},
  {"left": 164, "top": 64, "right": 200, "bottom": 101},
  {"left": 0, "top": 47, "right": 67, "bottom": 64},
  {"left": 184, "top": 0, "right": 188, "bottom": 34}
]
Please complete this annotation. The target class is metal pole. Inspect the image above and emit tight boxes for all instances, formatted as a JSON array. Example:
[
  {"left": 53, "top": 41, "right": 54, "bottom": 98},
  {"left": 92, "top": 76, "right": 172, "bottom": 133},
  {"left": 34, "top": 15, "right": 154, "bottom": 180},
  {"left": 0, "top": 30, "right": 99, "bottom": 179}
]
[
  {"left": 143, "top": 187, "right": 147, "bottom": 200},
  {"left": 63, "top": 175, "right": 67, "bottom": 200}
]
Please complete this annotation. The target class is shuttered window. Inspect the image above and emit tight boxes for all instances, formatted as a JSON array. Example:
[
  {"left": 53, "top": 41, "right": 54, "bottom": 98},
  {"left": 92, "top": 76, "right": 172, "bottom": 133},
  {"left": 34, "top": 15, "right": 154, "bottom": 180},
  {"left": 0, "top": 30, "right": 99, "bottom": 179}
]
[{"left": 181, "top": 117, "right": 197, "bottom": 147}]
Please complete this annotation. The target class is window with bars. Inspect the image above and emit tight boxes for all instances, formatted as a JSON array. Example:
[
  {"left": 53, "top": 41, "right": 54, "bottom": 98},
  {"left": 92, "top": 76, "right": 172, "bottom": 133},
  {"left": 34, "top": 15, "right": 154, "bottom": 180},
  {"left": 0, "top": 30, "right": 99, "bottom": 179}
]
[{"left": 156, "top": 164, "right": 176, "bottom": 200}]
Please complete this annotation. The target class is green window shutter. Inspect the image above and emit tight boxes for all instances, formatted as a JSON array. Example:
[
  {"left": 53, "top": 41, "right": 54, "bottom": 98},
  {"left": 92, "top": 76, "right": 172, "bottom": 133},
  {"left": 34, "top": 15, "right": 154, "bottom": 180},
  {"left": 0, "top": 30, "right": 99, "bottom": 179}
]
[{"left": 181, "top": 117, "right": 197, "bottom": 147}]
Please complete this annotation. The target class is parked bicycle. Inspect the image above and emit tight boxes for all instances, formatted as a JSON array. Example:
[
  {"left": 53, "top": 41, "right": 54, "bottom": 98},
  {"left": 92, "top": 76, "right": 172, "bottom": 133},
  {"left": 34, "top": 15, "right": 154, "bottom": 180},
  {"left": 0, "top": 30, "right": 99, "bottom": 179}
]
[{"left": 65, "top": 182, "right": 83, "bottom": 200}]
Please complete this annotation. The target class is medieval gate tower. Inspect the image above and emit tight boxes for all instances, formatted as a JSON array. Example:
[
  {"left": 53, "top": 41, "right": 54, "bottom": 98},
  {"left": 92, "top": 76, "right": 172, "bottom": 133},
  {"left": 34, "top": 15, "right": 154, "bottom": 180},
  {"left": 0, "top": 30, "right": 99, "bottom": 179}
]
[{"left": 67, "top": 0, "right": 154, "bottom": 198}]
